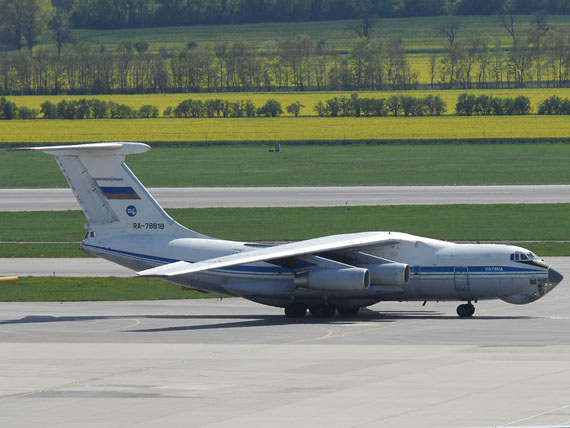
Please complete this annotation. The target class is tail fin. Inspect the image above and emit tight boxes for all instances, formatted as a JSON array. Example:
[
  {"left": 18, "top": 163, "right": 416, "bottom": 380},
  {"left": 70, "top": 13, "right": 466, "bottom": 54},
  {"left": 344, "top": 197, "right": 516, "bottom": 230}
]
[{"left": 19, "top": 142, "right": 202, "bottom": 238}]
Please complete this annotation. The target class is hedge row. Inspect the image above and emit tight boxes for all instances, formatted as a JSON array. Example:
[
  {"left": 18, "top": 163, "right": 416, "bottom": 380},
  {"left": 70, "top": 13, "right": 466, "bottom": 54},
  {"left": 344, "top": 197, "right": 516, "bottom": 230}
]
[
  {"left": 455, "top": 94, "right": 531, "bottom": 116},
  {"left": 2, "top": 94, "right": 570, "bottom": 120},
  {"left": 537, "top": 96, "right": 570, "bottom": 115},
  {"left": 166, "top": 98, "right": 293, "bottom": 118},
  {"left": 314, "top": 94, "right": 447, "bottom": 117}
]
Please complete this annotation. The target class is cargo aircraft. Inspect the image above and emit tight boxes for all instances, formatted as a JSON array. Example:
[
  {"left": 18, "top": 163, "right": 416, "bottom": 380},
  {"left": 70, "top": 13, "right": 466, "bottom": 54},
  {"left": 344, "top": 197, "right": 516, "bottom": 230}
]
[{"left": 20, "top": 142, "right": 563, "bottom": 318}]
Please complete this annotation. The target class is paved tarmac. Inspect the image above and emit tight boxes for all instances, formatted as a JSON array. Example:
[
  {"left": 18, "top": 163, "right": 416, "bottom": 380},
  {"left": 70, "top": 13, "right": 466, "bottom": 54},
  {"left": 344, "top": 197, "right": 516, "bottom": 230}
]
[
  {"left": 0, "top": 257, "right": 133, "bottom": 277},
  {"left": 0, "top": 260, "right": 569, "bottom": 427},
  {"left": 2, "top": 185, "right": 570, "bottom": 211},
  {"left": 0, "top": 282, "right": 569, "bottom": 427}
]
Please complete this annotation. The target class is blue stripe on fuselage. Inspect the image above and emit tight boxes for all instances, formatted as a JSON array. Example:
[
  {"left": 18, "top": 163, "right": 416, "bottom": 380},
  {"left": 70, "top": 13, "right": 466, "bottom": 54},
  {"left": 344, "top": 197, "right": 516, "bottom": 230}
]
[{"left": 83, "top": 244, "right": 545, "bottom": 278}]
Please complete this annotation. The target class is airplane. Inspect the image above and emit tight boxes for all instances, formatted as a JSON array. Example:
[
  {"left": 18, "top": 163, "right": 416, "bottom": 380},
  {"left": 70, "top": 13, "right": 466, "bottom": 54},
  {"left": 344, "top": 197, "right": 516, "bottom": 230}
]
[{"left": 19, "top": 142, "right": 563, "bottom": 318}]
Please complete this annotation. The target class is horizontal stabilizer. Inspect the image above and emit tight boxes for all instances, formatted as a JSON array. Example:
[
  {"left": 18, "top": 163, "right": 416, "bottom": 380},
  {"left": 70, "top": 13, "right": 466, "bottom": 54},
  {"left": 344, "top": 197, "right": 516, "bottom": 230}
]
[
  {"left": 137, "top": 232, "right": 400, "bottom": 277},
  {"left": 12, "top": 142, "right": 150, "bottom": 156}
]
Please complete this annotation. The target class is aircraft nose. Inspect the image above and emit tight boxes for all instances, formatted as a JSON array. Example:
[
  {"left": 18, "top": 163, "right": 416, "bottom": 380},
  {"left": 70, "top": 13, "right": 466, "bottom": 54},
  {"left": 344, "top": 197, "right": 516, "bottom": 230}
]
[{"left": 548, "top": 266, "right": 564, "bottom": 285}]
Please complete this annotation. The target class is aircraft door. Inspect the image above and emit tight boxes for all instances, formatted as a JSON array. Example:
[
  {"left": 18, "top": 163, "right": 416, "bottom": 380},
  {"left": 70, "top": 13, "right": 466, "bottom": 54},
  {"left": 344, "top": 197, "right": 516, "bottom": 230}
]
[{"left": 454, "top": 266, "right": 469, "bottom": 292}]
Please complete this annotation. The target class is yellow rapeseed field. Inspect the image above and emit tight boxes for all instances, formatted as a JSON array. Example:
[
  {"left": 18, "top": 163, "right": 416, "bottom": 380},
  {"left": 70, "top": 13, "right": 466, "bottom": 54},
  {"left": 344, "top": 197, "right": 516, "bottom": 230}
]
[
  {"left": 8, "top": 88, "right": 570, "bottom": 117},
  {"left": 1, "top": 116, "right": 569, "bottom": 144}
]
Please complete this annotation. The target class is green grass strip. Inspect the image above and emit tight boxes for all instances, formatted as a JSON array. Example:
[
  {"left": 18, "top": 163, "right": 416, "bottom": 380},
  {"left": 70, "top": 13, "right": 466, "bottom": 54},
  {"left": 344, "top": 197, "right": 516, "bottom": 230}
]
[
  {"left": 515, "top": 242, "right": 570, "bottom": 257},
  {"left": 0, "top": 277, "right": 222, "bottom": 301},
  {"left": 1, "top": 204, "right": 569, "bottom": 243},
  {"left": 2, "top": 143, "right": 570, "bottom": 188},
  {"left": 0, "top": 243, "right": 91, "bottom": 258}
]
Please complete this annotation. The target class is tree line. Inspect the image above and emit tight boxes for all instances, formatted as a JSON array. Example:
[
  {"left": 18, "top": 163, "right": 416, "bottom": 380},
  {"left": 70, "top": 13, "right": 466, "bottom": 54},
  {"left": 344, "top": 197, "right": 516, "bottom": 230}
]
[
  {"left": 314, "top": 94, "right": 447, "bottom": 117},
  {"left": 4, "top": 24, "right": 570, "bottom": 96},
  {"left": 5, "top": 93, "right": 570, "bottom": 120},
  {"left": 4, "top": 0, "right": 570, "bottom": 32},
  {"left": 0, "top": 35, "right": 417, "bottom": 95}
]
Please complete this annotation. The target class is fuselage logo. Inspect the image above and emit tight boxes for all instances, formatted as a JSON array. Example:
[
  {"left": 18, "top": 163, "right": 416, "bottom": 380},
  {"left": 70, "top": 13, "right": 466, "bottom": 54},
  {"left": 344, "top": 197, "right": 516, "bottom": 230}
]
[{"left": 126, "top": 205, "right": 137, "bottom": 217}]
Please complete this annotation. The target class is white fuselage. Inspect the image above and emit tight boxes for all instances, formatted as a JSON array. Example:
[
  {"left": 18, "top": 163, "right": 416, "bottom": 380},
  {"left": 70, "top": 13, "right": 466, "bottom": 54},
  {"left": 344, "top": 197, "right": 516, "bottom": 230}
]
[{"left": 82, "top": 231, "right": 556, "bottom": 309}]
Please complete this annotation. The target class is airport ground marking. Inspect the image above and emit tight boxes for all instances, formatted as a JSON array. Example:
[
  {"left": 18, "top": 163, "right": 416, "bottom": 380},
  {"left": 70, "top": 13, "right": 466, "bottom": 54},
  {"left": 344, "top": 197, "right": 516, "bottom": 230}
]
[{"left": 498, "top": 403, "right": 570, "bottom": 427}]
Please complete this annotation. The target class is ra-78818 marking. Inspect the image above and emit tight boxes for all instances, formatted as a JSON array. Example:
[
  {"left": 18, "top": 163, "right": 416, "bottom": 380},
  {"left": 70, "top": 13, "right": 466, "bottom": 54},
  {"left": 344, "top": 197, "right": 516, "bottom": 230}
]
[{"left": 133, "top": 222, "right": 165, "bottom": 230}]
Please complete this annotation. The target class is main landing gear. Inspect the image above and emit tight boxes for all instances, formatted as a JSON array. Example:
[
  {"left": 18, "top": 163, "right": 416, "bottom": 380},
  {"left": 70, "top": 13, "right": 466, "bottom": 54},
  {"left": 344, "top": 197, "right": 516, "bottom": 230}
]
[
  {"left": 284, "top": 303, "right": 361, "bottom": 318},
  {"left": 284, "top": 303, "right": 307, "bottom": 318},
  {"left": 456, "top": 301, "right": 475, "bottom": 318}
]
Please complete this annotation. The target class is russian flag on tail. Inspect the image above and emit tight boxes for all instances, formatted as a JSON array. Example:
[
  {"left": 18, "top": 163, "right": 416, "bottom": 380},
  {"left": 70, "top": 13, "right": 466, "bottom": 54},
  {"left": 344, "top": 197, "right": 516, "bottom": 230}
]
[{"left": 100, "top": 186, "right": 141, "bottom": 200}]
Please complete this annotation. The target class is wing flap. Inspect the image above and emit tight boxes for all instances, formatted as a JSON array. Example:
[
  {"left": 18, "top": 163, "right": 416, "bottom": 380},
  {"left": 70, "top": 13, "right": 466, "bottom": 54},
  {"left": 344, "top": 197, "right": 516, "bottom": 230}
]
[{"left": 137, "top": 232, "right": 399, "bottom": 277}]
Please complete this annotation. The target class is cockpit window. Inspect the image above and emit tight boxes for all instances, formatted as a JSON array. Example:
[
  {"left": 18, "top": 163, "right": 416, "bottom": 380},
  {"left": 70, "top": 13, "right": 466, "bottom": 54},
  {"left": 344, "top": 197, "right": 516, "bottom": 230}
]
[{"left": 511, "top": 251, "right": 539, "bottom": 262}]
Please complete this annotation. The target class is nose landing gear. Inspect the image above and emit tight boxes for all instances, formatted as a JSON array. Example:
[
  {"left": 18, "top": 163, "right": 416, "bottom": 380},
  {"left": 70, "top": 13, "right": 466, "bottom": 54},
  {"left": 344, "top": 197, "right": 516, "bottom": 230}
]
[{"left": 457, "top": 301, "right": 475, "bottom": 318}]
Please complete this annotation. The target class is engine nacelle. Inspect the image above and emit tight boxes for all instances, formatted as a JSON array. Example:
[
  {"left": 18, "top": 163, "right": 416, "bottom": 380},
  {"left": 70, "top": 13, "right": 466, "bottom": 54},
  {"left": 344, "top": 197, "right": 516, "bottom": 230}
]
[
  {"left": 294, "top": 268, "right": 370, "bottom": 291},
  {"left": 366, "top": 262, "right": 410, "bottom": 286}
]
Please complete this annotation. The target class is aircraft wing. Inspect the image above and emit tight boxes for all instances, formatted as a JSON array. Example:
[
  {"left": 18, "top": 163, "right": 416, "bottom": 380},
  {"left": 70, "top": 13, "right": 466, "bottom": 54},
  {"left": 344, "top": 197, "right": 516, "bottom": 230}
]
[{"left": 137, "top": 232, "right": 400, "bottom": 277}]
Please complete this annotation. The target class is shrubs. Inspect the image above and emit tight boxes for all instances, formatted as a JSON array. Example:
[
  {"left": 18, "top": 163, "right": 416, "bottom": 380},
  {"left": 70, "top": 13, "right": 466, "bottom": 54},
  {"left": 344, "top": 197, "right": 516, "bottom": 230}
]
[
  {"left": 0, "top": 97, "right": 18, "bottom": 119},
  {"left": 537, "top": 96, "right": 570, "bottom": 115},
  {"left": 456, "top": 93, "right": 531, "bottom": 116},
  {"left": 37, "top": 99, "right": 145, "bottom": 119},
  {"left": 314, "top": 94, "right": 446, "bottom": 117},
  {"left": 4, "top": 94, "right": 570, "bottom": 120},
  {"left": 170, "top": 98, "right": 282, "bottom": 118}
]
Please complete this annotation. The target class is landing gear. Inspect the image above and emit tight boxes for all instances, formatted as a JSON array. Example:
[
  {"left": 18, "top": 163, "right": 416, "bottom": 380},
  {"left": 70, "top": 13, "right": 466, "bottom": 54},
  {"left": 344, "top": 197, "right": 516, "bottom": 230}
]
[
  {"left": 456, "top": 301, "right": 475, "bottom": 318},
  {"left": 284, "top": 303, "right": 307, "bottom": 318},
  {"left": 309, "top": 304, "right": 336, "bottom": 318},
  {"left": 337, "top": 306, "right": 360, "bottom": 316}
]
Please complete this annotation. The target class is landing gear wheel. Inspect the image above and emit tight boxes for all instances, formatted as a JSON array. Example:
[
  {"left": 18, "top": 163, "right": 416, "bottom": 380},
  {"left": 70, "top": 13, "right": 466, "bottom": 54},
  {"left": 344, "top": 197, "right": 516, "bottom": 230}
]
[
  {"left": 284, "top": 303, "right": 307, "bottom": 318},
  {"left": 337, "top": 306, "right": 360, "bottom": 316},
  {"left": 309, "top": 304, "right": 336, "bottom": 318},
  {"left": 456, "top": 302, "right": 475, "bottom": 318}
]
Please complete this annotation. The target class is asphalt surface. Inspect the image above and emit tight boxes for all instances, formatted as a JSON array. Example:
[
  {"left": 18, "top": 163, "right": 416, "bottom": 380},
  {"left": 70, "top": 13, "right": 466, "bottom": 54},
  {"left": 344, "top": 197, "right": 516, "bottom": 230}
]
[
  {"left": 0, "top": 268, "right": 569, "bottom": 428},
  {"left": 2, "top": 185, "right": 570, "bottom": 211}
]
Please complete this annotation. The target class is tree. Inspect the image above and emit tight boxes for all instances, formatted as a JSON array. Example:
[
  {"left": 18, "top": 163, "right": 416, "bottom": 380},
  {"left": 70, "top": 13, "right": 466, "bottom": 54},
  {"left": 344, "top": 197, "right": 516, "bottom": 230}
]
[
  {"left": 528, "top": 13, "right": 550, "bottom": 87},
  {"left": 286, "top": 101, "right": 304, "bottom": 117},
  {"left": 435, "top": 5, "right": 461, "bottom": 88},
  {"left": 1, "top": 0, "right": 26, "bottom": 50},
  {"left": 40, "top": 100, "right": 57, "bottom": 118},
  {"left": 21, "top": 0, "right": 54, "bottom": 51},
  {"left": 257, "top": 99, "right": 283, "bottom": 117},
  {"left": 135, "top": 40, "right": 149, "bottom": 55},
  {"left": 435, "top": 13, "right": 461, "bottom": 48},
  {"left": 346, "top": 0, "right": 380, "bottom": 39},
  {"left": 50, "top": 8, "right": 74, "bottom": 57},
  {"left": 0, "top": 97, "right": 17, "bottom": 119}
]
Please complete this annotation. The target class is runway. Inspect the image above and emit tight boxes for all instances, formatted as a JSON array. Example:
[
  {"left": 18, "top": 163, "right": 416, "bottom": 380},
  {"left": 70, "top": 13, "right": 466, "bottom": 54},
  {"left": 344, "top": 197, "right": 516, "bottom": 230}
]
[
  {"left": 0, "top": 257, "right": 133, "bottom": 277},
  {"left": 1, "top": 277, "right": 570, "bottom": 428},
  {"left": 2, "top": 184, "right": 570, "bottom": 211}
]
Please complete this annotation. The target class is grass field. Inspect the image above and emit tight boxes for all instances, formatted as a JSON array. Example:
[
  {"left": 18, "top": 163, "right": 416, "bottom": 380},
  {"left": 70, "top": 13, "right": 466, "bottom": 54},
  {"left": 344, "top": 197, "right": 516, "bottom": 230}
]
[
  {"left": 0, "top": 243, "right": 91, "bottom": 258},
  {"left": 1, "top": 205, "right": 569, "bottom": 258},
  {"left": 0, "top": 277, "right": 219, "bottom": 301},
  {"left": 2, "top": 205, "right": 569, "bottom": 243},
  {"left": 2, "top": 144, "right": 570, "bottom": 188},
  {"left": 29, "top": 15, "right": 570, "bottom": 85},
  {"left": 8, "top": 88, "right": 570, "bottom": 117},
  {"left": 36, "top": 16, "right": 570, "bottom": 55},
  {"left": 2, "top": 115, "right": 570, "bottom": 144}
]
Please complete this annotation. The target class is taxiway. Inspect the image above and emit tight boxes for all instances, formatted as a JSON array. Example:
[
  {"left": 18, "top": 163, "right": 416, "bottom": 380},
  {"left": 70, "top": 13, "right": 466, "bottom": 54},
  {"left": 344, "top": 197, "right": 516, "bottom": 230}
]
[
  {"left": 2, "top": 184, "right": 570, "bottom": 211},
  {"left": 0, "top": 260, "right": 569, "bottom": 428}
]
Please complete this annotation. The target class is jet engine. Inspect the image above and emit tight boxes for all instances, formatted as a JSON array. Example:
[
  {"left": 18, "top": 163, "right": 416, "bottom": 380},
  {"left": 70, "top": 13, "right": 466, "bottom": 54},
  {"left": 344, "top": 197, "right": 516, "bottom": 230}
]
[
  {"left": 365, "top": 262, "right": 410, "bottom": 286},
  {"left": 294, "top": 267, "right": 370, "bottom": 291}
]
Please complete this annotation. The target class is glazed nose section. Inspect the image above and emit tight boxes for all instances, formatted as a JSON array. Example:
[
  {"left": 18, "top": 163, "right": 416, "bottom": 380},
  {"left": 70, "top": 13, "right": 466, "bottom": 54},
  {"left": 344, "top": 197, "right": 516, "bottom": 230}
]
[{"left": 548, "top": 267, "right": 564, "bottom": 286}]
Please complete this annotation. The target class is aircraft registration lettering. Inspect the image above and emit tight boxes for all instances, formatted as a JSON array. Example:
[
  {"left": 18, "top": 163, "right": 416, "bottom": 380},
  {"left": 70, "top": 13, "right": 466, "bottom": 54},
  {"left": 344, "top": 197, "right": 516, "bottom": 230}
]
[
  {"left": 485, "top": 266, "right": 503, "bottom": 272},
  {"left": 133, "top": 222, "right": 165, "bottom": 230}
]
